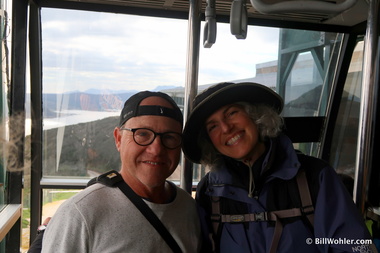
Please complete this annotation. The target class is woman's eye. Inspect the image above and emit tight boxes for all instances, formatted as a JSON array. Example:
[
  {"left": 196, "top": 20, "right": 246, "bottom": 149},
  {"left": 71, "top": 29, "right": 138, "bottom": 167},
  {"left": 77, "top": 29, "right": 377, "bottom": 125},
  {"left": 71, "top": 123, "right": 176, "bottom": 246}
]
[
  {"left": 227, "top": 110, "right": 238, "bottom": 118},
  {"left": 207, "top": 125, "right": 217, "bottom": 133}
]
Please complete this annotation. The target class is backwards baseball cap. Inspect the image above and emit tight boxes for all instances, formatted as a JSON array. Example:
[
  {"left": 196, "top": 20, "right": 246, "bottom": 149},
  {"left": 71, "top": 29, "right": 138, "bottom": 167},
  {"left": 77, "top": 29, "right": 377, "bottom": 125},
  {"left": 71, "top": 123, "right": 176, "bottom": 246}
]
[
  {"left": 182, "top": 82, "right": 284, "bottom": 163},
  {"left": 119, "top": 91, "right": 183, "bottom": 127}
]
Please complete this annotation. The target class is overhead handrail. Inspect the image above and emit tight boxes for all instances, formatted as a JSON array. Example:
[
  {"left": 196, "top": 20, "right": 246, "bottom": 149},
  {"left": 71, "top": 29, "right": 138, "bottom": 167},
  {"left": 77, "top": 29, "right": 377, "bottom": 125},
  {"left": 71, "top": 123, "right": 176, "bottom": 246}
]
[
  {"left": 249, "top": 0, "right": 358, "bottom": 14},
  {"left": 203, "top": 0, "right": 216, "bottom": 48},
  {"left": 230, "top": 0, "right": 248, "bottom": 39}
]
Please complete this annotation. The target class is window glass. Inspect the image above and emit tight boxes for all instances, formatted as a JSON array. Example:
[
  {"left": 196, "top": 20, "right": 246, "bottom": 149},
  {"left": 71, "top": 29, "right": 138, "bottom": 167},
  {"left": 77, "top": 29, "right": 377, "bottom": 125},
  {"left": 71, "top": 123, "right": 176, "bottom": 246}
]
[
  {"left": 41, "top": 8, "right": 188, "bottom": 180},
  {"left": 40, "top": 9, "right": 343, "bottom": 185},
  {"left": 199, "top": 25, "right": 279, "bottom": 88},
  {"left": 199, "top": 26, "right": 279, "bottom": 85},
  {"left": 0, "top": 1, "right": 12, "bottom": 250},
  {"left": 329, "top": 41, "right": 363, "bottom": 187},
  {"left": 280, "top": 31, "right": 343, "bottom": 117},
  {"left": 42, "top": 189, "right": 82, "bottom": 220},
  {"left": 0, "top": 0, "right": 10, "bottom": 213},
  {"left": 0, "top": 76, "right": 7, "bottom": 212},
  {"left": 198, "top": 28, "right": 343, "bottom": 118}
]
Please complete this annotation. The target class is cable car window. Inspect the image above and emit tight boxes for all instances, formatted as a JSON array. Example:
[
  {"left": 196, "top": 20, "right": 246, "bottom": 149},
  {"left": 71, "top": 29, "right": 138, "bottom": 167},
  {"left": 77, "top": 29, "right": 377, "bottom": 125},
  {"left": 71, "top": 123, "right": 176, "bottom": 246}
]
[
  {"left": 40, "top": 9, "right": 343, "bottom": 185},
  {"left": 42, "top": 188, "right": 82, "bottom": 221},
  {"left": 0, "top": 53, "right": 8, "bottom": 213},
  {"left": 330, "top": 41, "right": 363, "bottom": 186},
  {"left": 199, "top": 27, "right": 343, "bottom": 118},
  {"left": 40, "top": 8, "right": 188, "bottom": 181}
]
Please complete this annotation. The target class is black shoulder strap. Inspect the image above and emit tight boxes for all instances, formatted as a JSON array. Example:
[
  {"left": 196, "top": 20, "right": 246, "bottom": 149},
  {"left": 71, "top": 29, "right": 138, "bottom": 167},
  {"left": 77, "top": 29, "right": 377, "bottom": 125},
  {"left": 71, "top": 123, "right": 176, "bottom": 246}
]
[
  {"left": 88, "top": 171, "right": 182, "bottom": 253},
  {"left": 268, "top": 169, "right": 314, "bottom": 253},
  {"left": 114, "top": 180, "right": 182, "bottom": 253},
  {"left": 296, "top": 169, "right": 314, "bottom": 226},
  {"left": 209, "top": 168, "right": 314, "bottom": 253},
  {"left": 87, "top": 170, "right": 123, "bottom": 187}
]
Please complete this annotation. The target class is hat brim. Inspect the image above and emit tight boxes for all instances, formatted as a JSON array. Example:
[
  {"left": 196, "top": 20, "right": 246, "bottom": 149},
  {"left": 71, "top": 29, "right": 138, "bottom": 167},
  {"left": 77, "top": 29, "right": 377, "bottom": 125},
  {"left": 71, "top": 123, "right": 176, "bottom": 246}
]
[{"left": 182, "top": 82, "right": 283, "bottom": 164}]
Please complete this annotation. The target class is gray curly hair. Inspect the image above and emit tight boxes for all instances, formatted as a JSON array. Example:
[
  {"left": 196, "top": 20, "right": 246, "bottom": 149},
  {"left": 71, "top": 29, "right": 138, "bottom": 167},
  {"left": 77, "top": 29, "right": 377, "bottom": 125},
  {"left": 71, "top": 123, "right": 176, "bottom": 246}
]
[{"left": 197, "top": 103, "right": 283, "bottom": 166}]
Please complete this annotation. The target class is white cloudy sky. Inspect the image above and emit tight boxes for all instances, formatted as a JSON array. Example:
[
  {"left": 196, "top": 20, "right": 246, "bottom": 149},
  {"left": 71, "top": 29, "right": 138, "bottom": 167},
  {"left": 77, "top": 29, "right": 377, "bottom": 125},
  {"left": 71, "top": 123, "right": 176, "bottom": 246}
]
[{"left": 41, "top": 8, "right": 279, "bottom": 94}]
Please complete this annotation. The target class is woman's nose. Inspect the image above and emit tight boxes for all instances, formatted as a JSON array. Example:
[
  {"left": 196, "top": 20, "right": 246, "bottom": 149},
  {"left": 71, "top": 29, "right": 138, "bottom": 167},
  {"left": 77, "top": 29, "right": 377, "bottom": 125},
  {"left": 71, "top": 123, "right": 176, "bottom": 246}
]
[{"left": 220, "top": 120, "right": 233, "bottom": 133}]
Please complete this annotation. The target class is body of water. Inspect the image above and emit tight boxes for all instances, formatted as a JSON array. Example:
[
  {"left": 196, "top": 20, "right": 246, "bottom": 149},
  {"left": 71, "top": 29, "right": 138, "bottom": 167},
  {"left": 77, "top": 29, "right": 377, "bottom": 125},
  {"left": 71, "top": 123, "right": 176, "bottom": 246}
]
[{"left": 25, "top": 110, "right": 120, "bottom": 136}]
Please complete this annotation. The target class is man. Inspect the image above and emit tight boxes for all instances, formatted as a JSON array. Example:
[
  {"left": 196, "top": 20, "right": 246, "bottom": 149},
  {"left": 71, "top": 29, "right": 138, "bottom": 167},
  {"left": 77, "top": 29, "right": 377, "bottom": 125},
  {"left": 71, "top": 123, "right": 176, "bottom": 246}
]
[{"left": 39, "top": 91, "right": 201, "bottom": 253}]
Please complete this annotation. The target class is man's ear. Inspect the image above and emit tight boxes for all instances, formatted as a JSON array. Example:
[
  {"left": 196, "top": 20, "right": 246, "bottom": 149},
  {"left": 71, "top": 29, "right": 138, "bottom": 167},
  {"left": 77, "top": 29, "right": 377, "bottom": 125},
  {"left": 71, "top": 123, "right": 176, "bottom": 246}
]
[{"left": 113, "top": 127, "right": 122, "bottom": 151}]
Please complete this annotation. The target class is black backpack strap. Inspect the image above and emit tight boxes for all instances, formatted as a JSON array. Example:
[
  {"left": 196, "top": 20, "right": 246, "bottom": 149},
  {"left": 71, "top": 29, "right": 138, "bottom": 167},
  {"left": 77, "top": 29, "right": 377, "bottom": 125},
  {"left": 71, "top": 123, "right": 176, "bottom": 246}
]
[
  {"left": 88, "top": 170, "right": 182, "bottom": 253},
  {"left": 86, "top": 170, "right": 123, "bottom": 187},
  {"left": 209, "top": 169, "right": 314, "bottom": 253},
  {"left": 210, "top": 196, "right": 221, "bottom": 252},
  {"left": 296, "top": 169, "right": 315, "bottom": 226},
  {"left": 115, "top": 180, "right": 182, "bottom": 253},
  {"left": 269, "top": 168, "right": 314, "bottom": 253},
  {"left": 210, "top": 196, "right": 221, "bottom": 235}
]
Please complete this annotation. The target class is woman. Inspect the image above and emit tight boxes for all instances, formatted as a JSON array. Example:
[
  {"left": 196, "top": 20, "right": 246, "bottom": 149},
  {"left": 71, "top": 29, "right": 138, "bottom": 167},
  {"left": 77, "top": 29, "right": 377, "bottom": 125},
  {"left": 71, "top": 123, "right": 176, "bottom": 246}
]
[{"left": 182, "top": 82, "right": 374, "bottom": 253}]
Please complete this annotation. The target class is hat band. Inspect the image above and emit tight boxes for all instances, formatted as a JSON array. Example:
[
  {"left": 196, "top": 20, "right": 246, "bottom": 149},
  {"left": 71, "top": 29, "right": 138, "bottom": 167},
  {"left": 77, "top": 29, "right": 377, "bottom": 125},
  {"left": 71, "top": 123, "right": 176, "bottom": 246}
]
[{"left": 127, "top": 105, "right": 182, "bottom": 124}]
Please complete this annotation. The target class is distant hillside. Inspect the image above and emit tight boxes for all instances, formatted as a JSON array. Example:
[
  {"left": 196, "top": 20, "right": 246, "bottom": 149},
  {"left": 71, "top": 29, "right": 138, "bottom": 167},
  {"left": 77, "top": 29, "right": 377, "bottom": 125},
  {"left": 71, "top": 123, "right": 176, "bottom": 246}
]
[
  {"left": 41, "top": 92, "right": 136, "bottom": 118},
  {"left": 25, "top": 88, "right": 182, "bottom": 176},
  {"left": 39, "top": 116, "right": 121, "bottom": 176},
  {"left": 26, "top": 88, "right": 180, "bottom": 118}
]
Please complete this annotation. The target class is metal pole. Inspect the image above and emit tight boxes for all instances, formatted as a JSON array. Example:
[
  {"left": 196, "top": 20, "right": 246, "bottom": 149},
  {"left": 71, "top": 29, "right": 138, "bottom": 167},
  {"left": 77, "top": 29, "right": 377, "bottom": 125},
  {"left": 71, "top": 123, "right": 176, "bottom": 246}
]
[
  {"left": 29, "top": 1, "right": 44, "bottom": 243},
  {"left": 180, "top": 0, "right": 201, "bottom": 193},
  {"left": 354, "top": 0, "right": 379, "bottom": 213},
  {"left": 7, "top": 0, "right": 28, "bottom": 251}
]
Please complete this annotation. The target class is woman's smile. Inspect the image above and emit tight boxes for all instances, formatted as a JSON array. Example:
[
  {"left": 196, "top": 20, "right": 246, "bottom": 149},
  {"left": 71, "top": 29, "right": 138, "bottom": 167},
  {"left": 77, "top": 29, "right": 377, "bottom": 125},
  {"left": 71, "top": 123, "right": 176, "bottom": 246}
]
[{"left": 226, "top": 131, "right": 244, "bottom": 146}]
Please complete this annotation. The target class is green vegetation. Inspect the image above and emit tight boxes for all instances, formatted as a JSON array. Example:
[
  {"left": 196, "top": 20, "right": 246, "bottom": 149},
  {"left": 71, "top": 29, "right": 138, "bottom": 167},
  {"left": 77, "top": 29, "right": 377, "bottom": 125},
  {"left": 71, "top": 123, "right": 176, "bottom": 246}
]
[
  {"left": 22, "top": 209, "right": 30, "bottom": 228},
  {"left": 42, "top": 190, "right": 79, "bottom": 205}
]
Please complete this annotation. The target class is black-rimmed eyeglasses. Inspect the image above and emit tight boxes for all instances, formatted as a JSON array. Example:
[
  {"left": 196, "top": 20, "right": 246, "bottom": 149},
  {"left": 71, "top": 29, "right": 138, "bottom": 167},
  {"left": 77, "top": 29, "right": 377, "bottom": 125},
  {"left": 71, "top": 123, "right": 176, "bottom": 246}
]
[{"left": 120, "top": 127, "right": 182, "bottom": 149}]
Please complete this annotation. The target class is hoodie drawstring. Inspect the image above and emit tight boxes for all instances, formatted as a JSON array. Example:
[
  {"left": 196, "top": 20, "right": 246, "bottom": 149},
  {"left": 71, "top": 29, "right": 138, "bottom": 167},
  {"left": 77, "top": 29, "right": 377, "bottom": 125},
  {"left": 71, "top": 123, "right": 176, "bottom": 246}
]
[
  {"left": 248, "top": 166, "right": 255, "bottom": 198},
  {"left": 244, "top": 159, "right": 255, "bottom": 198}
]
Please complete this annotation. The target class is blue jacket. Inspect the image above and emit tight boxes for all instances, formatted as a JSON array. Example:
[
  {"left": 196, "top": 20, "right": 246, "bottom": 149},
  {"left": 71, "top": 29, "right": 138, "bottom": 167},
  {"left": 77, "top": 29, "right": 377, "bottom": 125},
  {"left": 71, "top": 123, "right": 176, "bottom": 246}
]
[{"left": 196, "top": 134, "right": 373, "bottom": 253}]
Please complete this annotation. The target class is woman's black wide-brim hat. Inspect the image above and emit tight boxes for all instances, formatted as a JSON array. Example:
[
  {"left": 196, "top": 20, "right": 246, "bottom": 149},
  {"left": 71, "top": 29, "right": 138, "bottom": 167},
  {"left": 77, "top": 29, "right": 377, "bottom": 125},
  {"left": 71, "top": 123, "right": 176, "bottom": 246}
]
[{"left": 182, "top": 82, "right": 284, "bottom": 164}]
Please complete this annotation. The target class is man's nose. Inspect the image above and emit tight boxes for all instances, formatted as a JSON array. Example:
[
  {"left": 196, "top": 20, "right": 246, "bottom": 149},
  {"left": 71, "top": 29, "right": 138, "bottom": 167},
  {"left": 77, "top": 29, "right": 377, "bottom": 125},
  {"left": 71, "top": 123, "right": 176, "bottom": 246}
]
[{"left": 146, "top": 135, "right": 166, "bottom": 152}]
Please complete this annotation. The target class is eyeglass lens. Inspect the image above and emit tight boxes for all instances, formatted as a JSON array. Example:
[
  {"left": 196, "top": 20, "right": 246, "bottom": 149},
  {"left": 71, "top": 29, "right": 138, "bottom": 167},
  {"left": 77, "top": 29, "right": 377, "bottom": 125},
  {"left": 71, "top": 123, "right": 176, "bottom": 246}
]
[{"left": 133, "top": 128, "right": 182, "bottom": 149}]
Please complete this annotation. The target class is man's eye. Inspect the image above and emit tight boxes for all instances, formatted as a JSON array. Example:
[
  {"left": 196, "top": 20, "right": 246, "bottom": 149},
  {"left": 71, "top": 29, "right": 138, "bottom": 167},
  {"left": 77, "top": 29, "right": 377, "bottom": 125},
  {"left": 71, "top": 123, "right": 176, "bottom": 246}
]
[
  {"left": 163, "top": 134, "right": 176, "bottom": 141},
  {"left": 136, "top": 130, "right": 150, "bottom": 137}
]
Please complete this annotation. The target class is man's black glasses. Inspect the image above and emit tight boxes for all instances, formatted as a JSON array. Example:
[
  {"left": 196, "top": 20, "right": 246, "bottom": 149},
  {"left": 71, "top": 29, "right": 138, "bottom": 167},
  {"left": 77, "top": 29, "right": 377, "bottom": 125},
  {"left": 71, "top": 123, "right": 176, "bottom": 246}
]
[{"left": 120, "top": 128, "right": 182, "bottom": 149}]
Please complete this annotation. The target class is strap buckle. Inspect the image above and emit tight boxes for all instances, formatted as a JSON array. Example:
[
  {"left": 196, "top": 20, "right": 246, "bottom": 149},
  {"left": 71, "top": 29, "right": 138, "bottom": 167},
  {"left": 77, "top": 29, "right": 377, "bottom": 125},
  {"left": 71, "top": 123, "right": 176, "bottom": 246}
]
[
  {"left": 254, "top": 212, "right": 267, "bottom": 221},
  {"left": 301, "top": 205, "right": 314, "bottom": 215},
  {"left": 211, "top": 214, "right": 221, "bottom": 222}
]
